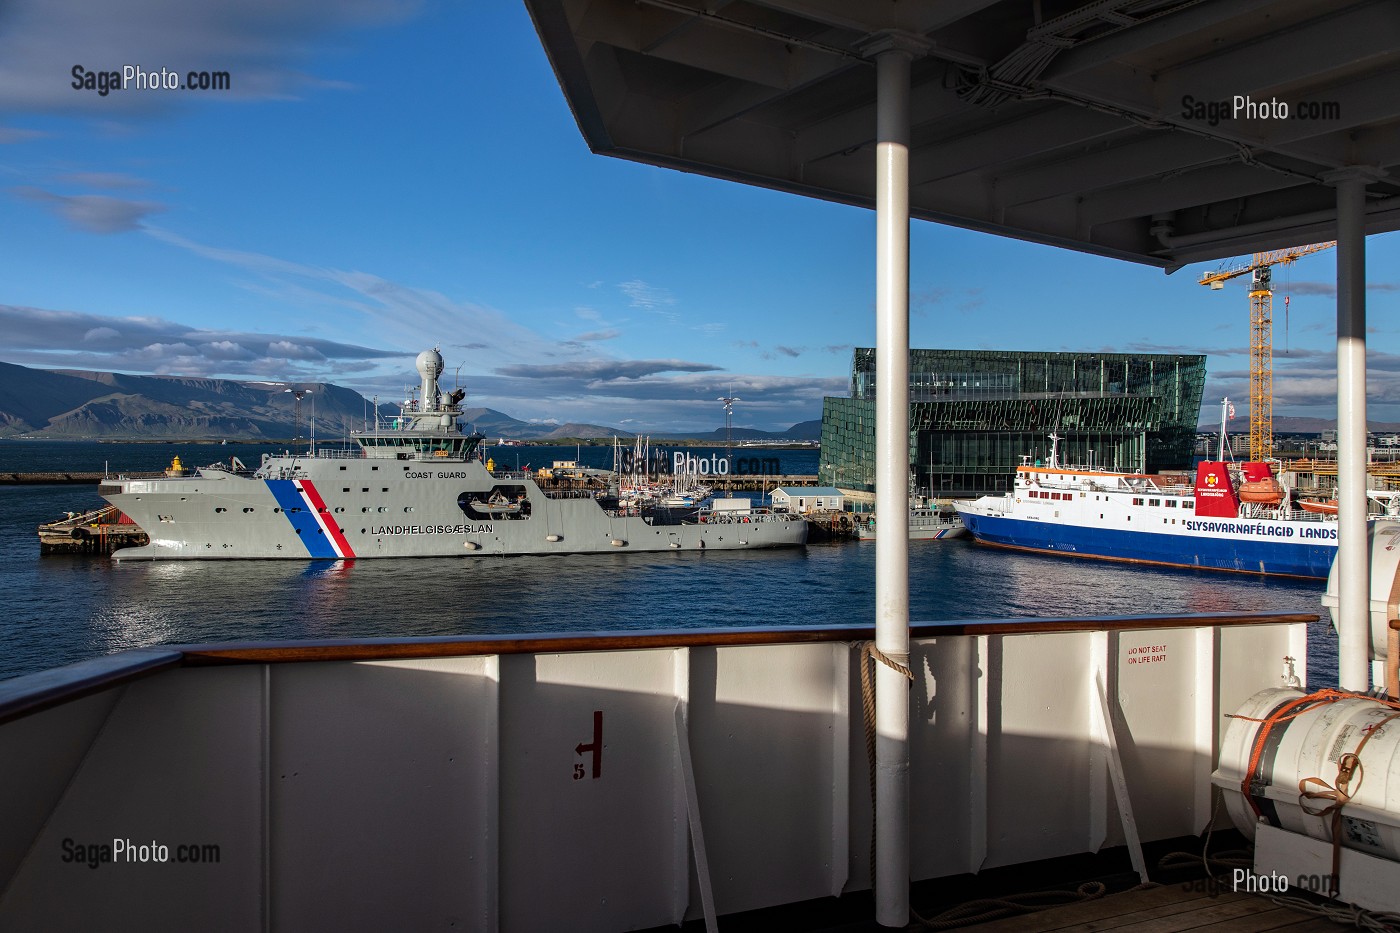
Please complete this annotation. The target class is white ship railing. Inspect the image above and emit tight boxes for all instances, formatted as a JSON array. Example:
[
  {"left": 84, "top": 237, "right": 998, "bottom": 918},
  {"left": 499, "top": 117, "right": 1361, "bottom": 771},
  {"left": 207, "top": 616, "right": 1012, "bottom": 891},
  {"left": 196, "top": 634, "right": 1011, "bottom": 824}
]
[{"left": 0, "top": 611, "right": 1310, "bottom": 931}]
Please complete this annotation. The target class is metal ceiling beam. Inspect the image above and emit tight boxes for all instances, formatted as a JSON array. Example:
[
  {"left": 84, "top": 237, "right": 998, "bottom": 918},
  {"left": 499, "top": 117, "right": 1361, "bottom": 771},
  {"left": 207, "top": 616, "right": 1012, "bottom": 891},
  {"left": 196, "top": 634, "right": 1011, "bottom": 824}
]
[
  {"left": 1160, "top": 194, "right": 1400, "bottom": 266},
  {"left": 1153, "top": 3, "right": 1400, "bottom": 103},
  {"left": 743, "top": 0, "right": 1002, "bottom": 36},
  {"left": 908, "top": 106, "right": 1126, "bottom": 188},
  {"left": 992, "top": 133, "right": 1236, "bottom": 210},
  {"left": 1038, "top": 0, "right": 1280, "bottom": 82},
  {"left": 1075, "top": 162, "right": 1302, "bottom": 229},
  {"left": 1025, "top": 70, "right": 1350, "bottom": 176},
  {"left": 792, "top": 70, "right": 969, "bottom": 165},
  {"left": 578, "top": 0, "right": 846, "bottom": 90},
  {"left": 677, "top": 61, "right": 862, "bottom": 138},
  {"left": 1234, "top": 69, "right": 1400, "bottom": 155},
  {"left": 676, "top": 43, "right": 864, "bottom": 138}
]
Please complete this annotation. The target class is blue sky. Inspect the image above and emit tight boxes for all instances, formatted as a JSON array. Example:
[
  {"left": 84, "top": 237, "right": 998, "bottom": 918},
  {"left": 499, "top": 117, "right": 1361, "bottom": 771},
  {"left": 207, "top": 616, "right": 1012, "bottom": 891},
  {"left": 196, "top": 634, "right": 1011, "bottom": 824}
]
[{"left": 2, "top": 2, "right": 1398, "bottom": 432}]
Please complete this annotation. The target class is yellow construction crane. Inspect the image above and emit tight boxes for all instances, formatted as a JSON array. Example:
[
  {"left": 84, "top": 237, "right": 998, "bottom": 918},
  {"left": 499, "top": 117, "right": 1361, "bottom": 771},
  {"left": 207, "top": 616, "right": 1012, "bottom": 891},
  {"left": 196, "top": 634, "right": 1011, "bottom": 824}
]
[{"left": 1198, "top": 242, "right": 1336, "bottom": 461}]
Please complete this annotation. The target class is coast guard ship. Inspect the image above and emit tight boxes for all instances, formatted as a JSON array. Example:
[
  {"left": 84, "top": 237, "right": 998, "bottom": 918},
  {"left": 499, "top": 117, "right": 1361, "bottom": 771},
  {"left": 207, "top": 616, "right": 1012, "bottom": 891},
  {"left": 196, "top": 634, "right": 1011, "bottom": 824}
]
[
  {"left": 99, "top": 349, "right": 806, "bottom": 560},
  {"left": 954, "top": 433, "right": 1341, "bottom": 578}
]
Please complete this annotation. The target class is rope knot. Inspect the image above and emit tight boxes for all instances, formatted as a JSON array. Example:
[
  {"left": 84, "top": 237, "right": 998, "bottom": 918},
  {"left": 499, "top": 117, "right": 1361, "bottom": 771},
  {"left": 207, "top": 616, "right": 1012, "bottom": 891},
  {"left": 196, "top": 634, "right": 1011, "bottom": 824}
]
[{"left": 868, "top": 644, "right": 914, "bottom": 680}]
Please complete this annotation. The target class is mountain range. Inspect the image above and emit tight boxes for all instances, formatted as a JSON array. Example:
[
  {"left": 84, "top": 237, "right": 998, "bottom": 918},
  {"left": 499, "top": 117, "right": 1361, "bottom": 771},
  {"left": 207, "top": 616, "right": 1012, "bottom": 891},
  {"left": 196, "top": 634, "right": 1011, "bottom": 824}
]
[{"left": 0, "top": 361, "right": 821, "bottom": 441}]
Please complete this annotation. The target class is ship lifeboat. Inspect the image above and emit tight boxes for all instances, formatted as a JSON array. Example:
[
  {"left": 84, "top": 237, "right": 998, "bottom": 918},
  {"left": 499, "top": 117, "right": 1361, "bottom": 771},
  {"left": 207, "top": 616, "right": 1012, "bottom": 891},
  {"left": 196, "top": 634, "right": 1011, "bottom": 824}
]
[
  {"left": 469, "top": 493, "right": 523, "bottom": 515},
  {"left": 1236, "top": 462, "right": 1283, "bottom": 505},
  {"left": 1298, "top": 498, "right": 1338, "bottom": 515},
  {"left": 1237, "top": 479, "right": 1284, "bottom": 505}
]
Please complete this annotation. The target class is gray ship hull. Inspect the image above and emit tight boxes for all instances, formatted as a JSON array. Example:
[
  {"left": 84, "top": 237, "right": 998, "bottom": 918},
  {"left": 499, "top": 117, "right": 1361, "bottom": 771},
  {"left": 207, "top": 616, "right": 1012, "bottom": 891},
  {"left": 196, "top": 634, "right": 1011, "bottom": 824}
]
[{"left": 101, "top": 456, "right": 806, "bottom": 560}]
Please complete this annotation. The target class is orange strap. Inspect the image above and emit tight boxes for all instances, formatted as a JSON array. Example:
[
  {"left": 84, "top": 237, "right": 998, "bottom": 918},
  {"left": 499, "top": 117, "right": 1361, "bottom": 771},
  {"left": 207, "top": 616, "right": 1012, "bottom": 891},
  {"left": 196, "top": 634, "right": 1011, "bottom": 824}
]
[
  {"left": 1296, "top": 710, "right": 1400, "bottom": 898},
  {"left": 1231, "top": 688, "right": 1400, "bottom": 900},
  {"left": 1235, "top": 690, "right": 1352, "bottom": 822}
]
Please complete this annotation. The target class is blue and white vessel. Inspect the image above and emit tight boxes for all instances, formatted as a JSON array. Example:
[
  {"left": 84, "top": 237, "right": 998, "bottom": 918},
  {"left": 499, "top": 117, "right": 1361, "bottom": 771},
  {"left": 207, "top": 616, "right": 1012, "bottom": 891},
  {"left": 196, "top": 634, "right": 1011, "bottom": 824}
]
[{"left": 954, "top": 433, "right": 1342, "bottom": 579}]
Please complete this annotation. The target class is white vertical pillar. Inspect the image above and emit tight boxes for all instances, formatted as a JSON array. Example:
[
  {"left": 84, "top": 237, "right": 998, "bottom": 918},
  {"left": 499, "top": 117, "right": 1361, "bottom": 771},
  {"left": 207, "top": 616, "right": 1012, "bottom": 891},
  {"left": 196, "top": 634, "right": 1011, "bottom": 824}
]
[
  {"left": 869, "top": 33, "right": 916, "bottom": 928},
  {"left": 1330, "top": 172, "right": 1371, "bottom": 692}
]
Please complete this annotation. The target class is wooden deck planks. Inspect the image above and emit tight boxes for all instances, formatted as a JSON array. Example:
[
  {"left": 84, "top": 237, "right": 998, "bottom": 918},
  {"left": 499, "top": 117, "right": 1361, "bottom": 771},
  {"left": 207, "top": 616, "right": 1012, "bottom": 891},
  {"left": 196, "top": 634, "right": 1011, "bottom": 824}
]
[
  {"left": 969, "top": 885, "right": 1215, "bottom": 932},
  {"left": 968, "top": 883, "right": 1348, "bottom": 933}
]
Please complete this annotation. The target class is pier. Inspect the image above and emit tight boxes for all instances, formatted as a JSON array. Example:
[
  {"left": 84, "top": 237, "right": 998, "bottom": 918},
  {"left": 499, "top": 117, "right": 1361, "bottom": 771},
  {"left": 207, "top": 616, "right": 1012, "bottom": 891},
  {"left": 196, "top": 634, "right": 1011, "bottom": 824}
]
[
  {"left": 707, "top": 473, "right": 817, "bottom": 492},
  {"left": 37, "top": 505, "right": 148, "bottom": 555},
  {"left": 1, "top": 472, "right": 105, "bottom": 485},
  {"left": 533, "top": 473, "right": 820, "bottom": 494}
]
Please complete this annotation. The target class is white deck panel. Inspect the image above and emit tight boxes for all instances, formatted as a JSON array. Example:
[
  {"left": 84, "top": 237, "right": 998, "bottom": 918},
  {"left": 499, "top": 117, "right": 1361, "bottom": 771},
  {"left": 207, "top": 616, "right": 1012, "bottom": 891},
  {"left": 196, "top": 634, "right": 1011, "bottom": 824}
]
[
  {"left": 0, "top": 620, "right": 1306, "bottom": 931},
  {"left": 0, "top": 667, "right": 262, "bottom": 932},
  {"left": 269, "top": 656, "right": 499, "bottom": 931}
]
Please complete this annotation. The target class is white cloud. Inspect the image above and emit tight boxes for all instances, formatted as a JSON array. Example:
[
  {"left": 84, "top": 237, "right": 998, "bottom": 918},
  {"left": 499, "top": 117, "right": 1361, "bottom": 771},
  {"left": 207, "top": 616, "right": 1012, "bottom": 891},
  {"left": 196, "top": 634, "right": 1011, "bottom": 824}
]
[
  {"left": 56, "top": 172, "right": 154, "bottom": 190},
  {"left": 0, "top": 303, "right": 395, "bottom": 379},
  {"left": 0, "top": 126, "right": 45, "bottom": 144},
  {"left": 13, "top": 186, "right": 164, "bottom": 233},
  {"left": 145, "top": 227, "right": 561, "bottom": 364},
  {"left": 0, "top": 0, "right": 416, "bottom": 112},
  {"left": 619, "top": 279, "right": 676, "bottom": 313}
]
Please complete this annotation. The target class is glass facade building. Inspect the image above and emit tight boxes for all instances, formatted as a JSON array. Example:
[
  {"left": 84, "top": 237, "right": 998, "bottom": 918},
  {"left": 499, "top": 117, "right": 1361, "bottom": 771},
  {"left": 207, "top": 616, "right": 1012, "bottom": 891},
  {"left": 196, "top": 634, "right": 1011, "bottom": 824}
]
[{"left": 819, "top": 348, "right": 1206, "bottom": 498}]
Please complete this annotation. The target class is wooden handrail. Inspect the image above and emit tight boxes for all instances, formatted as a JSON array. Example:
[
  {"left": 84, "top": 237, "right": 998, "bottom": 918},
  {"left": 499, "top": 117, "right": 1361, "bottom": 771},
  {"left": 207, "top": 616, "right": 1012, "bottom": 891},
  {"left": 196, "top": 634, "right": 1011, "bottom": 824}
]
[
  {"left": 0, "top": 648, "right": 183, "bottom": 726},
  {"left": 0, "top": 612, "right": 1316, "bottom": 725},
  {"left": 173, "top": 611, "right": 1316, "bottom": 664}
]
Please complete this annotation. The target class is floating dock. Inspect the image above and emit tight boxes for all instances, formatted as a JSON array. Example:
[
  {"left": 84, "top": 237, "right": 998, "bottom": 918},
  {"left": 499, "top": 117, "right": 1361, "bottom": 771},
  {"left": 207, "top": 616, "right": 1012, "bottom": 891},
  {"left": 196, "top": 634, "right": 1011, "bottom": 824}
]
[
  {"left": 1, "top": 472, "right": 105, "bottom": 485},
  {"left": 36, "top": 505, "right": 148, "bottom": 555}
]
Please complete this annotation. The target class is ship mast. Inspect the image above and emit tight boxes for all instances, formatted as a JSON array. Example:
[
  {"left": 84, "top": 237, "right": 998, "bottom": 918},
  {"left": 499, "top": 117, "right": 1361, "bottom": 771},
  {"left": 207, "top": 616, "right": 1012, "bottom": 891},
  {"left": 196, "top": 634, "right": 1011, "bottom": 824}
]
[{"left": 1218, "top": 397, "right": 1230, "bottom": 461}]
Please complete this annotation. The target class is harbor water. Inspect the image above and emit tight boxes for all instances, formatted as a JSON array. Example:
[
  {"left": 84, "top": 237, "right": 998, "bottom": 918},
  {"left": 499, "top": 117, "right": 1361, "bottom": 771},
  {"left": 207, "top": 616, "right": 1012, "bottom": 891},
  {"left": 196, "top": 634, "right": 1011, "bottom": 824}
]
[{"left": 0, "top": 440, "right": 1337, "bottom": 686}]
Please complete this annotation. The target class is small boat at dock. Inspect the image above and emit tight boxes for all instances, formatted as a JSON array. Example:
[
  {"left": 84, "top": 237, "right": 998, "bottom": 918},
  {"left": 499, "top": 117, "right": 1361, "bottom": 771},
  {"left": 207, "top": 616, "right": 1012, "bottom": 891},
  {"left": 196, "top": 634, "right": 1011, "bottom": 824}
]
[{"left": 853, "top": 506, "right": 966, "bottom": 541}]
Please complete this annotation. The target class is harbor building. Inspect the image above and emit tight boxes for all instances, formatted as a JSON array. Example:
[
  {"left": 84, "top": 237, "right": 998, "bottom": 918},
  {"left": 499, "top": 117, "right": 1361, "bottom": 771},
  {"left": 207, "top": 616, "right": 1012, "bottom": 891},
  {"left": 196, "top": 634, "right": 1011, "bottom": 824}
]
[
  {"left": 820, "top": 348, "right": 1206, "bottom": 500},
  {"left": 770, "top": 486, "right": 845, "bottom": 513}
]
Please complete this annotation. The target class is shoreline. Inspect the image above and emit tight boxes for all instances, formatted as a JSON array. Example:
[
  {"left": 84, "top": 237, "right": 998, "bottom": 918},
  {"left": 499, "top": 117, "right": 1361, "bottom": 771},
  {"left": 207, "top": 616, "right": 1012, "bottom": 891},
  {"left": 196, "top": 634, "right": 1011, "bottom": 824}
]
[{"left": 2, "top": 436, "right": 821, "bottom": 449}]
